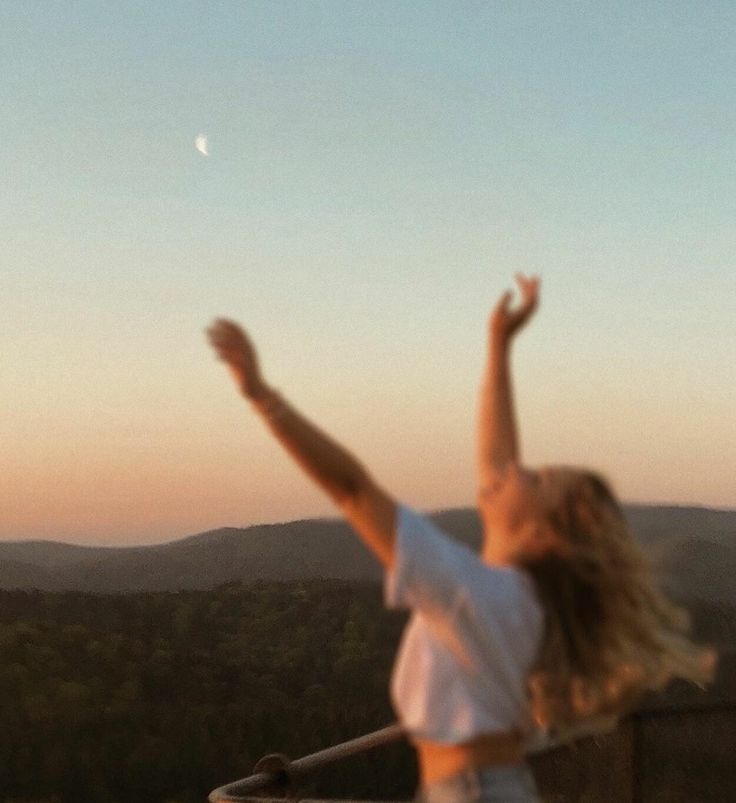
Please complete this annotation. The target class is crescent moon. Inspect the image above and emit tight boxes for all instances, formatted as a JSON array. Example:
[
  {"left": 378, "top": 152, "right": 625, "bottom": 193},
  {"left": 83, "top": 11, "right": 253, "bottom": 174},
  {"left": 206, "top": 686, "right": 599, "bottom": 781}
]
[{"left": 195, "top": 134, "right": 209, "bottom": 156}]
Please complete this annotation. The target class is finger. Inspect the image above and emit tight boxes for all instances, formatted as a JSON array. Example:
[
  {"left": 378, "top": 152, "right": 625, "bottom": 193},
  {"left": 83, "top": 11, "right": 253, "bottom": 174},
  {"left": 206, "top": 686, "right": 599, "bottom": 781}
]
[
  {"left": 210, "top": 318, "right": 241, "bottom": 333},
  {"left": 519, "top": 278, "right": 539, "bottom": 309},
  {"left": 207, "top": 333, "right": 243, "bottom": 362},
  {"left": 206, "top": 327, "right": 232, "bottom": 349},
  {"left": 513, "top": 276, "right": 537, "bottom": 315},
  {"left": 206, "top": 319, "right": 231, "bottom": 338},
  {"left": 522, "top": 284, "right": 538, "bottom": 307},
  {"left": 514, "top": 273, "right": 534, "bottom": 294},
  {"left": 207, "top": 319, "right": 247, "bottom": 345},
  {"left": 218, "top": 318, "right": 243, "bottom": 333},
  {"left": 515, "top": 274, "right": 538, "bottom": 296},
  {"left": 494, "top": 290, "right": 513, "bottom": 313}
]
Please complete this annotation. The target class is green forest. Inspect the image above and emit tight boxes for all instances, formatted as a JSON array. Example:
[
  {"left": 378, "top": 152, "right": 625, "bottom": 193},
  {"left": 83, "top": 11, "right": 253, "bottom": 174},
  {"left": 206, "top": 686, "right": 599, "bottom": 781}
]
[{"left": 1, "top": 583, "right": 733, "bottom": 803}]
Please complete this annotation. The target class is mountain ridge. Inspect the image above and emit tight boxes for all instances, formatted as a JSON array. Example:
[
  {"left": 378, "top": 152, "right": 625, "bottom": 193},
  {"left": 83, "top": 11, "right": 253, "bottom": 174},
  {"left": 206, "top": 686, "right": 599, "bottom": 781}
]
[{"left": 1, "top": 504, "right": 734, "bottom": 598}]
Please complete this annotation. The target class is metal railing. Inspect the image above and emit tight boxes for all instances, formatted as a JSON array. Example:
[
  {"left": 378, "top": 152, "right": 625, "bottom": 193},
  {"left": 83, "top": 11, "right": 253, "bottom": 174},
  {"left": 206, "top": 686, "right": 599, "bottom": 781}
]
[
  {"left": 207, "top": 715, "right": 624, "bottom": 803},
  {"left": 208, "top": 723, "right": 405, "bottom": 803},
  {"left": 209, "top": 698, "right": 736, "bottom": 803}
]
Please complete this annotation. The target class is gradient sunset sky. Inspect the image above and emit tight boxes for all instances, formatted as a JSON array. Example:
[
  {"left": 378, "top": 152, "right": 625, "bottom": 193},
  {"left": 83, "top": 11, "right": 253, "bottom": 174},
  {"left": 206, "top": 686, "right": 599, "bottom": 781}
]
[{"left": 3, "top": 2, "right": 735, "bottom": 545}]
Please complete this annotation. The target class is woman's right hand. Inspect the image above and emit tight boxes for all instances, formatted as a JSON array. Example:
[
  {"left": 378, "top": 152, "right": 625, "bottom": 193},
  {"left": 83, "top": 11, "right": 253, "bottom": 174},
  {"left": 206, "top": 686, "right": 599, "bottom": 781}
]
[
  {"left": 206, "top": 318, "right": 268, "bottom": 399},
  {"left": 490, "top": 274, "right": 540, "bottom": 346}
]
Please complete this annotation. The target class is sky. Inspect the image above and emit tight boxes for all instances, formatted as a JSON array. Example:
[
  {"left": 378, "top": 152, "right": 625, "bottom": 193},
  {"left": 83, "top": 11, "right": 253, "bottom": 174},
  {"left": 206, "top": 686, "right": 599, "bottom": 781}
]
[{"left": 2, "top": 1, "right": 735, "bottom": 545}]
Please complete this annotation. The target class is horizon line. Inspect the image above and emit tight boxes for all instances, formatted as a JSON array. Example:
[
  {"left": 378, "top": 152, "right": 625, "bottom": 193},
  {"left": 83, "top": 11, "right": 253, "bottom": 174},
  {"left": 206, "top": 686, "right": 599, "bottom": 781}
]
[{"left": 2, "top": 499, "right": 735, "bottom": 550}]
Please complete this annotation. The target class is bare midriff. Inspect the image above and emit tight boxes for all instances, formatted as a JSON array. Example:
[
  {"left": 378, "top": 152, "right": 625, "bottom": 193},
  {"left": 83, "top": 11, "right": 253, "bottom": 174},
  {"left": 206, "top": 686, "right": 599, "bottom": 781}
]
[{"left": 415, "top": 731, "right": 525, "bottom": 785}]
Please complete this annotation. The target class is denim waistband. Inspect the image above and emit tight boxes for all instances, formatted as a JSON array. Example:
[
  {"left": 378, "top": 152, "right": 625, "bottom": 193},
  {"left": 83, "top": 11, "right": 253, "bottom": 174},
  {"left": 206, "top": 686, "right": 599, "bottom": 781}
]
[{"left": 417, "top": 764, "right": 540, "bottom": 803}]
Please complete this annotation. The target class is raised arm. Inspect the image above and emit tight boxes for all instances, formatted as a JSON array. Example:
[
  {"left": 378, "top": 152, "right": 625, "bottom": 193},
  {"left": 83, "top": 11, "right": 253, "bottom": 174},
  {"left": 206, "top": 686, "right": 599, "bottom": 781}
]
[
  {"left": 206, "top": 319, "right": 396, "bottom": 568},
  {"left": 477, "top": 275, "right": 539, "bottom": 492}
]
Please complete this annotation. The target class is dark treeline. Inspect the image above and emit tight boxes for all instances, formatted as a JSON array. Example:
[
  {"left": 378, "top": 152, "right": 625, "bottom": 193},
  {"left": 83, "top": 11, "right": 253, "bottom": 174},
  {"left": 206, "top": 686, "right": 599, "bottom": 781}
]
[{"left": 1, "top": 584, "right": 734, "bottom": 803}]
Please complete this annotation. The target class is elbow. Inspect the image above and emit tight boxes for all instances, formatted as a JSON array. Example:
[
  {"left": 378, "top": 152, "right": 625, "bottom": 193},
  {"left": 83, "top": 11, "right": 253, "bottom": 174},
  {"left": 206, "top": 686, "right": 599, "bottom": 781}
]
[{"left": 331, "top": 462, "right": 369, "bottom": 506}]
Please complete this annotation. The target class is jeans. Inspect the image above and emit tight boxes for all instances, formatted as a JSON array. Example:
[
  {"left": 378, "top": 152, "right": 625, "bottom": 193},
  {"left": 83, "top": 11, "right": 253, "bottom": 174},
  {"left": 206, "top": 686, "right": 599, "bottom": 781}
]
[{"left": 417, "top": 764, "right": 541, "bottom": 803}]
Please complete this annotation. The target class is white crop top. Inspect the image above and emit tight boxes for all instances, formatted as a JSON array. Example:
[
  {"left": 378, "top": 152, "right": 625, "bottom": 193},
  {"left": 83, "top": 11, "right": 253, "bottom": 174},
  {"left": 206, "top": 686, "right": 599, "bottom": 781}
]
[{"left": 384, "top": 504, "right": 545, "bottom": 745}]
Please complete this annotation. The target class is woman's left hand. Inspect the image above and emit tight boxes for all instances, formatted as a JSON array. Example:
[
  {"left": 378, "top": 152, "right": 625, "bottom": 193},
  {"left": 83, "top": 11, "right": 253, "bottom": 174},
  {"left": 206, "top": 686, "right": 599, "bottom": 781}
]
[{"left": 490, "top": 274, "right": 540, "bottom": 345}]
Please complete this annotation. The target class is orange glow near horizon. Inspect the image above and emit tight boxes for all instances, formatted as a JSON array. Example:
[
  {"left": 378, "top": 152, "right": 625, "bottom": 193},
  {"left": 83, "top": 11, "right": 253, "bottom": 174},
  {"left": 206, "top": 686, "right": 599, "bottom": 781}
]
[{"left": 3, "top": 376, "right": 734, "bottom": 546}]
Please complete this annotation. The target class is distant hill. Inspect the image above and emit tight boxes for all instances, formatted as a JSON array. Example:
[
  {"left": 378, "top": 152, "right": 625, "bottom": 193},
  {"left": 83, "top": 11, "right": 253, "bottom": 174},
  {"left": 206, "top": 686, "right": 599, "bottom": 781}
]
[{"left": 0, "top": 505, "right": 734, "bottom": 599}]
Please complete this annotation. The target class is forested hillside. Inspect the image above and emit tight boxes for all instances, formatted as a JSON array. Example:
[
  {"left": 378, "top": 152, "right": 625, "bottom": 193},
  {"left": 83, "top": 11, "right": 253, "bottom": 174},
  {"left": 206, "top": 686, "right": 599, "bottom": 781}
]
[{"left": 0, "top": 582, "right": 412, "bottom": 803}]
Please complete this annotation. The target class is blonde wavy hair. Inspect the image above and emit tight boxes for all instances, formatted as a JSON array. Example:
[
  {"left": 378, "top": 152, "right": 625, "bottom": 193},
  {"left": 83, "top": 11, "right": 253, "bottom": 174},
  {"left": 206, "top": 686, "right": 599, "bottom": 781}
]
[{"left": 518, "top": 468, "right": 715, "bottom": 735}]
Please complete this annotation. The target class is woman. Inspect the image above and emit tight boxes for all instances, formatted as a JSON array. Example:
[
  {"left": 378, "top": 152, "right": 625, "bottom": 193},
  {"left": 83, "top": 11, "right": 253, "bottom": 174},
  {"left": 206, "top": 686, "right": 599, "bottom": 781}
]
[{"left": 206, "top": 276, "right": 713, "bottom": 803}]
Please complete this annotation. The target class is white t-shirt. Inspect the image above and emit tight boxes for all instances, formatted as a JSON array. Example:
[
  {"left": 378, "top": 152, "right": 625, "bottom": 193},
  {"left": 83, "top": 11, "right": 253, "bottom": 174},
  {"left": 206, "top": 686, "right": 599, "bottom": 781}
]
[{"left": 385, "top": 504, "right": 545, "bottom": 745}]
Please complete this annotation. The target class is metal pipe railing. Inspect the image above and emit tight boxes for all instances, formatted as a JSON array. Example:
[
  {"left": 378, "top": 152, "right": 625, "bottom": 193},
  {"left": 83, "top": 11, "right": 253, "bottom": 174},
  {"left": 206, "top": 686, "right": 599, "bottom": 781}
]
[
  {"left": 208, "top": 723, "right": 405, "bottom": 803},
  {"left": 207, "top": 714, "right": 623, "bottom": 802},
  {"left": 209, "top": 698, "right": 736, "bottom": 802}
]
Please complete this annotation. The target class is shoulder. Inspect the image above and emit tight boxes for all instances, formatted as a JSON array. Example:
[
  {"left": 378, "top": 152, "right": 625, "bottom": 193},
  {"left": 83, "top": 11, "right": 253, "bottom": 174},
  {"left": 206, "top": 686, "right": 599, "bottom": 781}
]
[
  {"left": 385, "top": 505, "right": 478, "bottom": 613},
  {"left": 395, "top": 505, "right": 476, "bottom": 561}
]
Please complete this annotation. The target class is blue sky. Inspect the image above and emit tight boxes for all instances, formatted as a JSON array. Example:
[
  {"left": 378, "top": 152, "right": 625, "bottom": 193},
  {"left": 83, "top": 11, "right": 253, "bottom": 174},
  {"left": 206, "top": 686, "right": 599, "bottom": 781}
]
[{"left": 3, "top": 2, "right": 735, "bottom": 543}]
